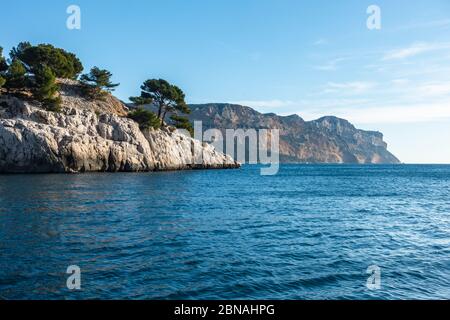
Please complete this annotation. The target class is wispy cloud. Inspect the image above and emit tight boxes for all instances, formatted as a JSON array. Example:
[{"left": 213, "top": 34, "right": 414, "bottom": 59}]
[
  {"left": 324, "top": 81, "right": 377, "bottom": 94},
  {"left": 336, "top": 102, "right": 450, "bottom": 124},
  {"left": 396, "top": 19, "right": 450, "bottom": 31},
  {"left": 313, "top": 38, "right": 328, "bottom": 46},
  {"left": 391, "top": 78, "right": 410, "bottom": 86},
  {"left": 289, "top": 99, "right": 450, "bottom": 124},
  {"left": 314, "top": 58, "right": 346, "bottom": 71},
  {"left": 417, "top": 82, "right": 450, "bottom": 96},
  {"left": 382, "top": 42, "right": 450, "bottom": 60}
]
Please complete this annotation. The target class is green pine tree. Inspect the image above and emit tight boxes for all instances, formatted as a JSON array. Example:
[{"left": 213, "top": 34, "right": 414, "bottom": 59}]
[
  {"left": 5, "top": 59, "right": 27, "bottom": 90},
  {"left": 33, "top": 65, "right": 61, "bottom": 111},
  {"left": 0, "top": 47, "right": 8, "bottom": 73},
  {"left": 130, "top": 79, "right": 190, "bottom": 126},
  {"left": 80, "top": 67, "right": 119, "bottom": 99},
  {"left": 170, "top": 115, "right": 194, "bottom": 136},
  {"left": 11, "top": 42, "right": 83, "bottom": 79},
  {"left": 128, "top": 108, "right": 161, "bottom": 130},
  {"left": 129, "top": 96, "right": 153, "bottom": 106}
]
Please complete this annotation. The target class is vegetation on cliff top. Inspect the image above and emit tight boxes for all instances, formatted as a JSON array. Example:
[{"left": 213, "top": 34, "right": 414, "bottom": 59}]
[
  {"left": 10, "top": 42, "right": 83, "bottom": 79},
  {"left": 129, "top": 79, "right": 193, "bottom": 133},
  {"left": 80, "top": 67, "right": 119, "bottom": 99},
  {"left": 0, "top": 42, "right": 192, "bottom": 134},
  {"left": 33, "top": 65, "right": 61, "bottom": 112},
  {"left": 0, "top": 42, "right": 84, "bottom": 110},
  {"left": 128, "top": 108, "right": 161, "bottom": 130}
]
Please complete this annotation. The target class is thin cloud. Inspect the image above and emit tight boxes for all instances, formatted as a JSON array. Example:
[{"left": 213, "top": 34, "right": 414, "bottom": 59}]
[
  {"left": 290, "top": 101, "right": 450, "bottom": 124},
  {"left": 341, "top": 102, "right": 450, "bottom": 124},
  {"left": 314, "top": 58, "right": 346, "bottom": 71},
  {"left": 418, "top": 82, "right": 450, "bottom": 96},
  {"left": 324, "top": 82, "right": 377, "bottom": 94},
  {"left": 396, "top": 19, "right": 450, "bottom": 31},
  {"left": 382, "top": 42, "right": 450, "bottom": 61},
  {"left": 313, "top": 38, "right": 328, "bottom": 46},
  {"left": 391, "top": 79, "right": 410, "bottom": 86}
]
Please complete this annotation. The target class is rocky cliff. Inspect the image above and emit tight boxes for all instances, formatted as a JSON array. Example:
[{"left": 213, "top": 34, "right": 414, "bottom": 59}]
[
  {"left": 189, "top": 103, "right": 400, "bottom": 164},
  {"left": 0, "top": 82, "right": 238, "bottom": 173}
]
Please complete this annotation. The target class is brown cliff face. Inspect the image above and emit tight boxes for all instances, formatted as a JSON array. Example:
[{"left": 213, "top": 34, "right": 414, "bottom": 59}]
[{"left": 189, "top": 103, "right": 400, "bottom": 164}]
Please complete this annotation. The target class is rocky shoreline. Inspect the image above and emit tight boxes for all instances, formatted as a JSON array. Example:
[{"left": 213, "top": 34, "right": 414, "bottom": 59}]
[{"left": 0, "top": 82, "right": 239, "bottom": 174}]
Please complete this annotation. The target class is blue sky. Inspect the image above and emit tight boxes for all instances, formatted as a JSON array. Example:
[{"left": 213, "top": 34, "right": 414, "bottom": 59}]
[{"left": 2, "top": 0, "right": 450, "bottom": 163}]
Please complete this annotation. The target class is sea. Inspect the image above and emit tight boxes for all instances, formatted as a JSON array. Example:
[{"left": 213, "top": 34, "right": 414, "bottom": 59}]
[{"left": 0, "top": 164, "right": 449, "bottom": 300}]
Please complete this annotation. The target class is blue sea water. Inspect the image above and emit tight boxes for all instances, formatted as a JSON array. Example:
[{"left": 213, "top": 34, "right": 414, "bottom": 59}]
[{"left": 0, "top": 164, "right": 449, "bottom": 300}]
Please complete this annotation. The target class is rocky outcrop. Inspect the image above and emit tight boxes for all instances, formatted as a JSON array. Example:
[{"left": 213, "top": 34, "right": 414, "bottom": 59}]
[
  {"left": 0, "top": 85, "right": 238, "bottom": 173},
  {"left": 189, "top": 103, "right": 400, "bottom": 164}
]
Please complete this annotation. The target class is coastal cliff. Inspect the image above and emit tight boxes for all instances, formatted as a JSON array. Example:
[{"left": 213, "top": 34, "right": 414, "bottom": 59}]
[
  {"left": 0, "top": 81, "right": 238, "bottom": 173},
  {"left": 189, "top": 103, "right": 400, "bottom": 164}
]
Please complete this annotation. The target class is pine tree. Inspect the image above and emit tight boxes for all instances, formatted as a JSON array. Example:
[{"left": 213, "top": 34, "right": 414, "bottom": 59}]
[
  {"left": 5, "top": 59, "right": 27, "bottom": 90},
  {"left": 130, "top": 79, "right": 190, "bottom": 126},
  {"left": 170, "top": 115, "right": 194, "bottom": 136},
  {"left": 11, "top": 42, "right": 83, "bottom": 79},
  {"left": 128, "top": 108, "right": 161, "bottom": 130},
  {"left": 129, "top": 96, "right": 153, "bottom": 106},
  {"left": 80, "top": 67, "right": 119, "bottom": 99},
  {"left": 9, "top": 42, "right": 32, "bottom": 61},
  {"left": 0, "top": 47, "right": 8, "bottom": 73},
  {"left": 33, "top": 65, "right": 61, "bottom": 112}
]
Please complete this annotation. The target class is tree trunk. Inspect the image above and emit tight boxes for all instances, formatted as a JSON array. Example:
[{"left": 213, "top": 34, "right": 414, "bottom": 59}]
[
  {"left": 157, "top": 105, "right": 162, "bottom": 119},
  {"left": 161, "top": 110, "right": 167, "bottom": 126}
]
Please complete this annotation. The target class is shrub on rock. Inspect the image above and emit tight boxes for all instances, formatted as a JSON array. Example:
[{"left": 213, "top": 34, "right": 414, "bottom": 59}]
[
  {"left": 170, "top": 115, "right": 194, "bottom": 136},
  {"left": 128, "top": 108, "right": 161, "bottom": 130}
]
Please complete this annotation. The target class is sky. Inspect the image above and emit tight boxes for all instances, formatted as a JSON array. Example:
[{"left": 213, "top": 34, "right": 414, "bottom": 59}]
[{"left": 2, "top": 0, "right": 450, "bottom": 163}]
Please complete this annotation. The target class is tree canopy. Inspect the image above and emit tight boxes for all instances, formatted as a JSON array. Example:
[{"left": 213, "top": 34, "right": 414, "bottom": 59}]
[
  {"left": 33, "top": 65, "right": 61, "bottom": 112},
  {"left": 0, "top": 47, "right": 8, "bottom": 73},
  {"left": 0, "top": 42, "right": 128, "bottom": 111},
  {"left": 130, "top": 79, "right": 190, "bottom": 126},
  {"left": 80, "top": 67, "right": 119, "bottom": 99},
  {"left": 11, "top": 42, "right": 83, "bottom": 79},
  {"left": 128, "top": 108, "right": 161, "bottom": 130},
  {"left": 1, "top": 42, "right": 82, "bottom": 110},
  {"left": 170, "top": 115, "right": 194, "bottom": 136},
  {"left": 4, "top": 59, "right": 27, "bottom": 89}
]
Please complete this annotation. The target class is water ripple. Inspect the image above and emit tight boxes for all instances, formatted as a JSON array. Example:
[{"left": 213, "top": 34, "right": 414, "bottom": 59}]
[{"left": 0, "top": 165, "right": 450, "bottom": 299}]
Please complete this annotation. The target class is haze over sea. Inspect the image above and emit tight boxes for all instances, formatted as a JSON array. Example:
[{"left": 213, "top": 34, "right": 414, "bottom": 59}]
[{"left": 1, "top": 165, "right": 449, "bottom": 300}]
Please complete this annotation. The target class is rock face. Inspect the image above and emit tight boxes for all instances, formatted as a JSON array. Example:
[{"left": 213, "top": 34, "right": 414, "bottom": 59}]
[
  {"left": 0, "top": 84, "right": 238, "bottom": 173},
  {"left": 189, "top": 103, "right": 400, "bottom": 164}
]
